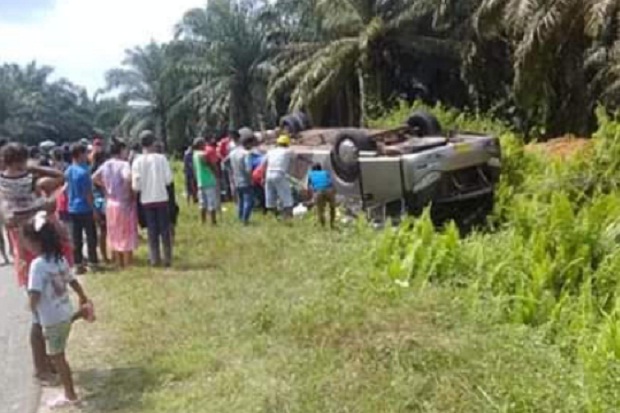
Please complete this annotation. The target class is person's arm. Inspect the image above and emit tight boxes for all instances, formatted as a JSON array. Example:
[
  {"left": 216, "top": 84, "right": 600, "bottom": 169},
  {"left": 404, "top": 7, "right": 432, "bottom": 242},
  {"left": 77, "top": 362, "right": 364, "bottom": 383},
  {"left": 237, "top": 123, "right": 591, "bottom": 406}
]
[
  {"left": 28, "top": 165, "right": 64, "bottom": 180},
  {"left": 35, "top": 179, "right": 63, "bottom": 198},
  {"left": 28, "top": 292, "right": 41, "bottom": 313},
  {"left": 85, "top": 174, "right": 94, "bottom": 208},
  {"left": 27, "top": 261, "right": 43, "bottom": 313},
  {"left": 131, "top": 159, "right": 141, "bottom": 192},
  {"left": 92, "top": 165, "right": 104, "bottom": 188},
  {"left": 261, "top": 155, "right": 269, "bottom": 179},
  {"left": 163, "top": 158, "right": 173, "bottom": 185},
  {"left": 35, "top": 168, "right": 65, "bottom": 196},
  {"left": 69, "top": 279, "right": 88, "bottom": 305}
]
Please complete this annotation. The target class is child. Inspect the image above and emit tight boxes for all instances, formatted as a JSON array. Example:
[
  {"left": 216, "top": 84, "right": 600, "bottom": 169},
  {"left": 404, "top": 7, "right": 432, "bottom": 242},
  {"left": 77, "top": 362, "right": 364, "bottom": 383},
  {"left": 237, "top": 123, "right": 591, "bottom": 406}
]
[
  {"left": 307, "top": 164, "right": 337, "bottom": 229},
  {"left": 25, "top": 211, "right": 93, "bottom": 409},
  {"left": 0, "top": 143, "right": 74, "bottom": 383}
]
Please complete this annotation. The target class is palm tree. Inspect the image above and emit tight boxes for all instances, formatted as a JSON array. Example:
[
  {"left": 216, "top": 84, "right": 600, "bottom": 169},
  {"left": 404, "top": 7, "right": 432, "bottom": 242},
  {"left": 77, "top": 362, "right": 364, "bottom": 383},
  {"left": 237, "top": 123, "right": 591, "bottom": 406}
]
[
  {"left": 173, "top": 0, "right": 272, "bottom": 131},
  {"left": 269, "top": 0, "right": 463, "bottom": 126},
  {"left": 474, "top": 0, "right": 620, "bottom": 136},
  {"left": 105, "top": 42, "right": 179, "bottom": 145},
  {"left": 0, "top": 62, "right": 96, "bottom": 144}
]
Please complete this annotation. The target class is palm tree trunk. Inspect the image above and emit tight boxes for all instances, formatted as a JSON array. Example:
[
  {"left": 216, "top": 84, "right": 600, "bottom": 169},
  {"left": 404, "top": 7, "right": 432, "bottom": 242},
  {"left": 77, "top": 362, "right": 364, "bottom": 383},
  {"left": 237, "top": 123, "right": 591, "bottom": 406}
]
[
  {"left": 160, "top": 111, "right": 169, "bottom": 150},
  {"left": 345, "top": 81, "right": 355, "bottom": 126},
  {"left": 357, "top": 67, "right": 366, "bottom": 127}
]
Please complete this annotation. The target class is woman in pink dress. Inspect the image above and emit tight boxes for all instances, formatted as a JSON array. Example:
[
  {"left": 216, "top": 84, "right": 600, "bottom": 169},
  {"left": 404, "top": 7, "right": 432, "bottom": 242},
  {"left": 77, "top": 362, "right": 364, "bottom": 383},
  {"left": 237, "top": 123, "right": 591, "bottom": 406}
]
[{"left": 92, "top": 140, "right": 137, "bottom": 268}]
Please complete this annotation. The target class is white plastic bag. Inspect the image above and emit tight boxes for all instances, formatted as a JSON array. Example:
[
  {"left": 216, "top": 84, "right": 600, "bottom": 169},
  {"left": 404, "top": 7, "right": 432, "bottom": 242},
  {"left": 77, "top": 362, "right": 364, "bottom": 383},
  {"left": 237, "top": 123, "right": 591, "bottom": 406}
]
[{"left": 293, "top": 204, "right": 308, "bottom": 217}]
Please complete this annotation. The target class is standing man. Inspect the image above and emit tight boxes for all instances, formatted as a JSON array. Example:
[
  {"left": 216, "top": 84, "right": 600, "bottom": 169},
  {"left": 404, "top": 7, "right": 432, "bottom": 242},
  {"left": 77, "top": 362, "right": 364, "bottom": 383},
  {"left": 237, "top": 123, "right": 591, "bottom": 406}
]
[
  {"left": 65, "top": 143, "right": 99, "bottom": 274},
  {"left": 224, "top": 131, "right": 240, "bottom": 203},
  {"left": 230, "top": 132, "right": 255, "bottom": 224},
  {"left": 132, "top": 131, "right": 174, "bottom": 267},
  {"left": 264, "top": 134, "right": 294, "bottom": 219},
  {"left": 183, "top": 145, "right": 197, "bottom": 205},
  {"left": 193, "top": 137, "right": 219, "bottom": 225}
]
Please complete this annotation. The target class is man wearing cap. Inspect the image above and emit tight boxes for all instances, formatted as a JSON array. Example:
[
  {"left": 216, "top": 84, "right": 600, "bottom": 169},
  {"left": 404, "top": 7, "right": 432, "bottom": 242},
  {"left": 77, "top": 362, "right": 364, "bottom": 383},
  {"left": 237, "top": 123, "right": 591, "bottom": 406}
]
[
  {"left": 263, "top": 133, "right": 294, "bottom": 219},
  {"left": 131, "top": 131, "right": 174, "bottom": 267}
]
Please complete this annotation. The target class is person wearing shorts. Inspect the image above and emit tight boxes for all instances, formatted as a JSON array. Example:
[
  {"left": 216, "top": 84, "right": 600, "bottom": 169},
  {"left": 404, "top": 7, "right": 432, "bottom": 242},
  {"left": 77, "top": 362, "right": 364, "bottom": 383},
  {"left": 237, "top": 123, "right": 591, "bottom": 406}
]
[
  {"left": 26, "top": 215, "right": 91, "bottom": 408},
  {"left": 264, "top": 135, "right": 294, "bottom": 219},
  {"left": 192, "top": 137, "right": 219, "bottom": 225}
]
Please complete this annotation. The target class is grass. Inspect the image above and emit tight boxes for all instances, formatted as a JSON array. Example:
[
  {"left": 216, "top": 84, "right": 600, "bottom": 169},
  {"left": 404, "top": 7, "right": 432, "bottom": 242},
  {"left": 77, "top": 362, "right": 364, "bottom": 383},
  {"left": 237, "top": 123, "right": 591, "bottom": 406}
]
[
  {"left": 59, "top": 104, "right": 620, "bottom": 412},
  {"left": 63, "top": 200, "right": 599, "bottom": 413}
]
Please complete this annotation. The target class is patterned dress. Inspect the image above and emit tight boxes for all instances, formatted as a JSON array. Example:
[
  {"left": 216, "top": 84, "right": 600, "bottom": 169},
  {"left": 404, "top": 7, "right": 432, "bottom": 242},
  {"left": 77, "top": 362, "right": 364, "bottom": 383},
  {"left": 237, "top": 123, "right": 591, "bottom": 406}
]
[
  {"left": 0, "top": 172, "right": 73, "bottom": 286},
  {"left": 94, "top": 159, "right": 138, "bottom": 252}
]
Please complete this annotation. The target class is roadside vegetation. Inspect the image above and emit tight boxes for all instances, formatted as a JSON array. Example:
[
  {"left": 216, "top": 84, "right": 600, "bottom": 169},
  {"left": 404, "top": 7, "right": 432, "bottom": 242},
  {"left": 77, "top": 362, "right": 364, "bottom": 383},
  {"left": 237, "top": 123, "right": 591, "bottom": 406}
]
[{"left": 62, "top": 103, "right": 619, "bottom": 412}]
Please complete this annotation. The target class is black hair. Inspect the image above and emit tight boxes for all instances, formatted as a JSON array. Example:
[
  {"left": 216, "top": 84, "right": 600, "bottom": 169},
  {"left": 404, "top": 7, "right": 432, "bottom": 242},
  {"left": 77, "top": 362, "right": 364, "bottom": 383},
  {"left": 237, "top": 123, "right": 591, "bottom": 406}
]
[
  {"left": 92, "top": 151, "right": 107, "bottom": 171},
  {"left": 312, "top": 163, "right": 323, "bottom": 171},
  {"left": 1, "top": 143, "right": 29, "bottom": 166},
  {"left": 0, "top": 138, "right": 7, "bottom": 148},
  {"left": 110, "top": 139, "right": 127, "bottom": 156},
  {"left": 51, "top": 147, "right": 64, "bottom": 162},
  {"left": 29, "top": 146, "right": 40, "bottom": 159},
  {"left": 193, "top": 137, "right": 206, "bottom": 150},
  {"left": 140, "top": 131, "right": 156, "bottom": 148},
  {"left": 22, "top": 218, "right": 64, "bottom": 262},
  {"left": 70, "top": 143, "right": 86, "bottom": 160},
  {"left": 241, "top": 135, "right": 255, "bottom": 149}
]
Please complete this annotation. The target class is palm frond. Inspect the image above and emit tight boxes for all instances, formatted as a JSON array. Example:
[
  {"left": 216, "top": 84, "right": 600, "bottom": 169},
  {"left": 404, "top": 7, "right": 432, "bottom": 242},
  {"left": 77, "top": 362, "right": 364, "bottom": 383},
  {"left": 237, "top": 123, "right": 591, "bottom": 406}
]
[
  {"left": 586, "top": 0, "right": 617, "bottom": 37},
  {"left": 474, "top": 0, "right": 510, "bottom": 38}
]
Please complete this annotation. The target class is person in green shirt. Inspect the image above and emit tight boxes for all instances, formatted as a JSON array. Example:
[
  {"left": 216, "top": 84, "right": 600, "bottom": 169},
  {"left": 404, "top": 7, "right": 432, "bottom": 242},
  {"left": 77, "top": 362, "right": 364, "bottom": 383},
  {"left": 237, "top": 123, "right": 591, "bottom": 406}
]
[{"left": 192, "top": 137, "right": 219, "bottom": 225}]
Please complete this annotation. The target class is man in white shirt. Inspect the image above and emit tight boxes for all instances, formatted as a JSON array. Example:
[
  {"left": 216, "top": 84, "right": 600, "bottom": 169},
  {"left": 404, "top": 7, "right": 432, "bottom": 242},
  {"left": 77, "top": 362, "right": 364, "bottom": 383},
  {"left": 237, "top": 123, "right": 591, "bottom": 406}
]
[
  {"left": 264, "top": 134, "right": 294, "bottom": 219},
  {"left": 132, "top": 131, "right": 173, "bottom": 267}
]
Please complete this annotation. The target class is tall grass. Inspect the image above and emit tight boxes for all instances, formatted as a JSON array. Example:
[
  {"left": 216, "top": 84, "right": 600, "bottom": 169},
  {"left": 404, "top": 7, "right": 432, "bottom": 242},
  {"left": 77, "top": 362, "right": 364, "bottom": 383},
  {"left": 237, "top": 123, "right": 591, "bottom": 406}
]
[{"left": 372, "top": 104, "right": 620, "bottom": 411}]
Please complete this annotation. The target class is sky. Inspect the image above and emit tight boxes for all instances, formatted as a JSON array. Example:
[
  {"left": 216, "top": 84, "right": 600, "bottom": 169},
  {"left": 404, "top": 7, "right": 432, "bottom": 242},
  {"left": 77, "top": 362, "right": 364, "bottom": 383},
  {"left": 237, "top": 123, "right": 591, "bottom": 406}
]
[{"left": 0, "top": 0, "right": 206, "bottom": 94}]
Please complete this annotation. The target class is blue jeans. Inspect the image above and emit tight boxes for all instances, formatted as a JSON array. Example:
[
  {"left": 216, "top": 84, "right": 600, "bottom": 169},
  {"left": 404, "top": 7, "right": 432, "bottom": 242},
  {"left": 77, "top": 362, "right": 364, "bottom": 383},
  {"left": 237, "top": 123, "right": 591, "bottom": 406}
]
[
  {"left": 237, "top": 186, "right": 254, "bottom": 224},
  {"left": 143, "top": 205, "right": 172, "bottom": 266}
]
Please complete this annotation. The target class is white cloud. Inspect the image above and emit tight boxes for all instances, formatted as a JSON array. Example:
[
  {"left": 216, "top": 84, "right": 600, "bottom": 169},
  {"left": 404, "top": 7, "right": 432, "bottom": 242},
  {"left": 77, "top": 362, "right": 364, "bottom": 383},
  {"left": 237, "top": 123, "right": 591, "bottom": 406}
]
[{"left": 0, "top": 0, "right": 206, "bottom": 93}]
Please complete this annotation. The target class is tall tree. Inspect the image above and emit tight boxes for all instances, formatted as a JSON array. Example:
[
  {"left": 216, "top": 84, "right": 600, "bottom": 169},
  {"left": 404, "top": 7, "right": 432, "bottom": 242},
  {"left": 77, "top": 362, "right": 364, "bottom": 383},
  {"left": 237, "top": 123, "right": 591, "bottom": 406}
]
[
  {"left": 105, "top": 42, "right": 179, "bottom": 145},
  {"left": 474, "top": 0, "right": 620, "bottom": 136},
  {"left": 173, "top": 0, "right": 272, "bottom": 131},
  {"left": 0, "top": 62, "right": 96, "bottom": 144}
]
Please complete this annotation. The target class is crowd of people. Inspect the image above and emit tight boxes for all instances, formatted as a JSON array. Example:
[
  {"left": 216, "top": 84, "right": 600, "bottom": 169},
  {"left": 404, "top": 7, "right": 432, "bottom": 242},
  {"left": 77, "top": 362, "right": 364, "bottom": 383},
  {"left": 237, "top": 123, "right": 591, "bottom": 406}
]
[
  {"left": 0, "top": 125, "right": 339, "bottom": 408},
  {"left": 184, "top": 128, "right": 337, "bottom": 228},
  {"left": 0, "top": 130, "right": 179, "bottom": 408}
]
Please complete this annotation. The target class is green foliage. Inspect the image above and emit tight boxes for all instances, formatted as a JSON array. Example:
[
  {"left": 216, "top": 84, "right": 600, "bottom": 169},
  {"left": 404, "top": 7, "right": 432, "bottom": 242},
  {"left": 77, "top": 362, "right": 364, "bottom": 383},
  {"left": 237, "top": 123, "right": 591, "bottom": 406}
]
[
  {"left": 0, "top": 63, "right": 96, "bottom": 144},
  {"left": 69, "top": 168, "right": 613, "bottom": 412},
  {"left": 373, "top": 105, "right": 620, "bottom": 411},
  {"left": 173, "top": 0, "right": 274, "bottom": 131}
]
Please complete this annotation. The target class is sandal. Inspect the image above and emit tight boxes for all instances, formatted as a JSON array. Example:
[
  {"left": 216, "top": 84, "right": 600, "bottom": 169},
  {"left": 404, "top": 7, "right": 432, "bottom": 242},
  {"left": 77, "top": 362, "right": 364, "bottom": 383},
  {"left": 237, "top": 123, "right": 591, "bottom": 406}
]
[{"left": 47, "top": 395, "right": 80, "bottom": 409}]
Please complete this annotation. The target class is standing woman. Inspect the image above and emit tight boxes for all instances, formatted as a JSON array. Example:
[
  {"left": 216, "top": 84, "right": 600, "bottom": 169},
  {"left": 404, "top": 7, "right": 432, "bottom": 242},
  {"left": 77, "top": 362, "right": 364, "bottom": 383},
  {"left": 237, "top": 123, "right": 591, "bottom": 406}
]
[
  {"left": 91, "top": 150, "right": 109, "bottom": 263},
  {"left": 92, "top": 140, "right": 138, "bottom": 268}
]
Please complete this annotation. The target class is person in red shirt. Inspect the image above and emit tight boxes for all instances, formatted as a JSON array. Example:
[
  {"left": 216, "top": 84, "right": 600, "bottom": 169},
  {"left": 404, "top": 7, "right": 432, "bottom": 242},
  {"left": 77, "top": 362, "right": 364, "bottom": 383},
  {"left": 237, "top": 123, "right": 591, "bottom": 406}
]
[
  {"left": 216, "top": 133, "right": 231, "bottom": 160},
  {"left": 204, "top": 136, "right": 222, "bottom": 211},
  {"left": 217, "top": 132, "right": 232, "bottom": 201}
]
